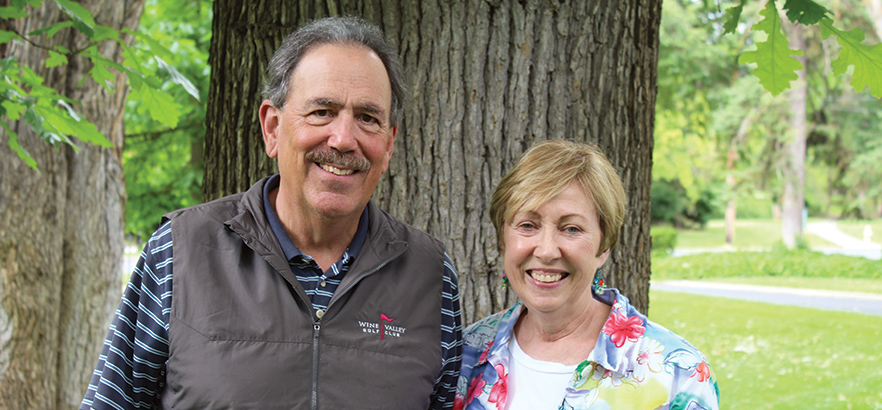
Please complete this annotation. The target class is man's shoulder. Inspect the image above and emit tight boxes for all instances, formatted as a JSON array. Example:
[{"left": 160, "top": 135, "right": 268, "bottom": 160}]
[
  {"left": 369, "top": 202, "right": 445, "bottom": 251},
  {"left": 163, "top": 191, "right": 246, "bottom": 226}
]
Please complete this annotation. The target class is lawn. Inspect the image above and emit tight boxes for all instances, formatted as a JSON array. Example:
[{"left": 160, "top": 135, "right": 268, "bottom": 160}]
[
  {"left": 648, "top": 290, "right": 882, "bottom": 410},
  {"left": 674, "top": 219, "right": 839, "bottom": 250},
  {"left": 649, "top": 244, "right": 882, "bottom": 409},
  {"left": 837, "top": 219, "right": 882, "bottom": 246}
]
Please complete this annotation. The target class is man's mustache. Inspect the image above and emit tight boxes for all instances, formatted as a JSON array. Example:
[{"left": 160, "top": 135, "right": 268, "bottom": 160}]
[{"left": 305, "top": 148, "right": 371, "bottom": 172}]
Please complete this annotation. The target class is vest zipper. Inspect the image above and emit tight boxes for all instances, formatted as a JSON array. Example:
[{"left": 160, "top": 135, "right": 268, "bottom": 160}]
[{"left": 312, "top": 322, "right": 320, "bottom": 410}]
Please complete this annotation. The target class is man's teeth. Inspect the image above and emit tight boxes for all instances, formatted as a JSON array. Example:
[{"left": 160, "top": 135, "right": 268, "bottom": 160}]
[
  {"left": 321, "top": 164, "right": 355, "bottom": 176},
  {"left": 531, "top": 271, "right": 563, "bottom": 283}
]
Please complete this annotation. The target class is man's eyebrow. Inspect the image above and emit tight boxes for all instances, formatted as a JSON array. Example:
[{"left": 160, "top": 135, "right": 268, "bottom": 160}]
[
  {"left": 308, "top": 98, "right": 343, "bottom": 109},
  {"left": 356, "top": 103, "right": 384, "bottom": 117}
]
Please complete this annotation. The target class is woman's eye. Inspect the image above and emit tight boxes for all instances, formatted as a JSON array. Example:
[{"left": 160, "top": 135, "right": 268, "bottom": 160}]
[
  {"left": 564, "top": 226, "right": 581, "bottom": 234},
  {"left": 518, "top": 222, "right": 536, "bottom": 230}
]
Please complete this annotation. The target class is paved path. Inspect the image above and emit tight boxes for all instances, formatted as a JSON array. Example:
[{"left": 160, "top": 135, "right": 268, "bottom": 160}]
[
  {"left": 652, "top": 280, "right": 882, "bottom": 316},
  {"left": 673, "top": 220, "right": 882, "bottom": 260},
  {"left": 805, "top": 220, "right": 882, "bottom": 260}
]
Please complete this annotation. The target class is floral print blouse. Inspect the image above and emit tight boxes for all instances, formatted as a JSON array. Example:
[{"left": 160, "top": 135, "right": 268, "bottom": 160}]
[{"left": 454, "top": 288, "right": 719, "bottom": 410}]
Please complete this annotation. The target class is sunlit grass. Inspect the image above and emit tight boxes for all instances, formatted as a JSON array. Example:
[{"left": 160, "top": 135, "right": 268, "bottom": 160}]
[
  {"left": 837, "top": 219, "right": 882, "bottom": 246},
  {"left": 649, "top": 290, "right": 882, "bottom": 410},
  {"left": 674, "top": 219, "right": 837, "bottom": 250}
]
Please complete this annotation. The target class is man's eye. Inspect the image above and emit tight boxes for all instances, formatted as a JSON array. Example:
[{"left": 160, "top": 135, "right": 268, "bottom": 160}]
[
  {"left": 359, "top": 114, "right": 378, "bottom": 124},
  {"left": 314, "top": 109, "right": 330, "bottom": 117}
]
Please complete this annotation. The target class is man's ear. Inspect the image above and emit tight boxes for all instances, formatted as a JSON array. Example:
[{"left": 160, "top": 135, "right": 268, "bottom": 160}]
[
  {"left": 259, "top": 99, "right": 280, "bottom": 158},
  {"left": 379, "top": 124, "right": 397, "bottom": 173}
]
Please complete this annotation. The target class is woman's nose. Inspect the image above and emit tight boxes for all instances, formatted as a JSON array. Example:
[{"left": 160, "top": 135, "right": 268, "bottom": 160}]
[{"left": 533, "top": 229, "right": 561, "bottom": 261}]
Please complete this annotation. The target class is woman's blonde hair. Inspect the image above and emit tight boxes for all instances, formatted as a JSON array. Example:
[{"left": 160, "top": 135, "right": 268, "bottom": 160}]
[{"left": 489, "top": 140, "right": 627, "bottom": 256}]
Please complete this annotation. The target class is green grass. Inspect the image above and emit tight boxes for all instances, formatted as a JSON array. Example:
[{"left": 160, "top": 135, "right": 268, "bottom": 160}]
[
  {"left": 648, "top": 290, "right": 882, "bottom": 410},
  {"left": 653, "top": 248, "right": 882, "bottom": 281},
  {"left": 649, "top": 245, "right": 882, "bottom": 408},
  {"left": 674, "top": 219, "right": 837, "bottom": 249},
  {"left": 837, "top": 219, "right": 882, "bottom": 246}
]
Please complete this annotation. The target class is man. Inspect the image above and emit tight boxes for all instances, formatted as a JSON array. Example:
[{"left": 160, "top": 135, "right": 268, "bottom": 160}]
[{"left": 81, "top": 16, "right": 462, "bottom": 409}]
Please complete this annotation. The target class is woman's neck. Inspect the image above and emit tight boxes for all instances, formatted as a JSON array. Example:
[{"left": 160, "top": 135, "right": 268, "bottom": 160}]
[{"left": 512, "top": 298, "right": 611, "bottom": 365}]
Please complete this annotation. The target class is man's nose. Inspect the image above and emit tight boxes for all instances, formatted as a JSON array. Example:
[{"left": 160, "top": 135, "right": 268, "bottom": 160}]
[{"left": 327, "top": 115, "right": 358, "bottom": 152}]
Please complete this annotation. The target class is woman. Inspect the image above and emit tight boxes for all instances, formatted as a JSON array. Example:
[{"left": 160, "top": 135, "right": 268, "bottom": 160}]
[{"left": 455, "top": 140, "right": 719, "bottom": 410}]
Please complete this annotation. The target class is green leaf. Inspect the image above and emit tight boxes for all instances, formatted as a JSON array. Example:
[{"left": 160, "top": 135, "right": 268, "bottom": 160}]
[
  {"left": 45, "top": 50, "right": 67, "bottom": 68},
  {"left": 28, "top": 21, "right": 74, "bottom": 38},
  {"left": 0, "top": 6, "right": 28, "bottom": 19},
  {"left": 52, "top": 0, "right": 96, "bottom": 38},
  {"left": 92, "top": 25, "right": 119, "bottom": 43},
  {"left": 129, "top": 83, "right": 182, "bottom": 128},
  {"left": 128, "top": 28, "right": 176, "bottom": 62},
  {"left": 2, "top": 99, "right": 26, "bottom": 121},
  {"left": 36, "top": 103, "right": 111, "bottom": 147},
  {"left": 155, "top": 56, "right": 200, "bottom": 100},
  {"left": 722, "top": 3, "right": 744, "bottom": 35},
  {"left": 820, "top": 18, "right": 882, "bottom": 99},
  {"left": 782, "top": 0, "right": 830, "bottom": 26},
  {"left": 0, "top": 30, "right": 20, "bottom": 44},
  {"left": 2, "top": 123, "right": 38, "bottom": 170},
  {"left": 738, "top": 1, "right": 804, "bottom": 95}
]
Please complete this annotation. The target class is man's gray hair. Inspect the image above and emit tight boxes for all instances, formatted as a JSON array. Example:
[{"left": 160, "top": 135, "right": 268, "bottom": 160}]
[{"left": 262, "top": 16, "right": 406, "bottom": 126}]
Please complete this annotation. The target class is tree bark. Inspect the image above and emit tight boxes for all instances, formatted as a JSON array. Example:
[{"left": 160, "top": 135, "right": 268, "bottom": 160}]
[
  {"left": 0, "top": 1, "right": 144, "bottom": 409},
  {"left": 204, "top": 0, "right": 659, "bottom": 323},
  {"left": 782, "top": 23, "right": 807, "bottom": 248}
]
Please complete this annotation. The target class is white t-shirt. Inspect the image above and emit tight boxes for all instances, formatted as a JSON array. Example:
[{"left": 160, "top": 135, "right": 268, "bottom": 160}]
[{"left": 507, "top": 334, "right": 578, "bottom": 410}]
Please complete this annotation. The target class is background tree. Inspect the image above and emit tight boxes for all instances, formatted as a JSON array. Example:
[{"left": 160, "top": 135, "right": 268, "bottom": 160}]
[
  {"left": 204, "top": 0, "right": 660, "bottom": 321},
  {"left": 0, "top": 1, "right": 145, "bottom": 409},
  {"left": 123, "top": 0, "right": 210, "bottom": 242}
]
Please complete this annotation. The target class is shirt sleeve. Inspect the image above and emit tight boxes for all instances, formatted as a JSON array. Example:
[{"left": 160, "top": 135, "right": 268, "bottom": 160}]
[
  {"left": 429, "top": 253, "right": 463, "bottom": 410},
  {"left": 80, "top": 221, "right": 173, "bottom": 410}
]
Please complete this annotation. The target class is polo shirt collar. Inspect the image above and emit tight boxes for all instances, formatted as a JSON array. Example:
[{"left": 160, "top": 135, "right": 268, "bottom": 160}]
[{"left": 262, "top": 173, "right": 369, "bottom": 262}]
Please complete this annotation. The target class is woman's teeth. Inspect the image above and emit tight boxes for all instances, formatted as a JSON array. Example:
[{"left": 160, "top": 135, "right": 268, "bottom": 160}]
[
  {"left": 530, "top": 271, "right": 563, "bottom": 283},
  {"left": 320, "top": 164, "right": 354, "bottom": 176}
]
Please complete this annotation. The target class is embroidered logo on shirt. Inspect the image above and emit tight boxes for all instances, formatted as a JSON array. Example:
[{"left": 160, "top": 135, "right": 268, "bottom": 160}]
[{"left": 358, "top": 313, "right": 406, "bottom": 340}]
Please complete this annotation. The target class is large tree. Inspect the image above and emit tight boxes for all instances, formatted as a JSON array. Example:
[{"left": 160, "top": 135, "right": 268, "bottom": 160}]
[
  {"left": 204, "top": 0, "right": 660, "bottom": 323},
  {"left": 0, "top": 1, "right": 145, "bottom": 409}
]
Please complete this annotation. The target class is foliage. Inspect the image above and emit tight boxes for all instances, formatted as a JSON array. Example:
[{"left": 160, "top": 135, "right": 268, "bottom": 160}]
[
  {"left": 0, "top": 0, "right": 197, "bottom": 170},
  {"left": 655, "top": 0, "right": 882, "bottom": 233},
  {"left": 652, "top": 247, "right": 881, "bottom": 279},
  {"left": 649, "top": 290, "right": 882, "bottom": 409},
  {"left": 738, "top": 1, "right": 805, "bottom": 95},
  {"left": 123, "top": 0, "right": 210, "bottom": 241},
  {"left": 650, "top": 225, "right": 679, "bottom": 253},
  {"left": 726, "top": 0, "right": 882, "bottom": 97}
]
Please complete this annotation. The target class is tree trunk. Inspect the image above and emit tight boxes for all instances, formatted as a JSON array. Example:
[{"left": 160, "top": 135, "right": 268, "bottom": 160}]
[
  {"left": 781, "top": 23, "right": 807, "bottom": 248},
  {"left": 0, "top": 1, "right": 144, "bottom": 409},
  {"left": 866, "top": 0, "right": 882, "bottom": 41},
  {"left": 204, "top": 0, "right": 659, "bottom": 323}
]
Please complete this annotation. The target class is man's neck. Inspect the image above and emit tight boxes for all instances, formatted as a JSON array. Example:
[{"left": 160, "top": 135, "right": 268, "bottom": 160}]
[{"left": 270, "top": 188, "right": 362, "bottom": 271}]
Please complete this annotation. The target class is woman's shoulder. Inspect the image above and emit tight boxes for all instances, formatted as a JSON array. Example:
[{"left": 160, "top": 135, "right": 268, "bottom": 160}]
[{"left": 463, "top": 307, "right": 511, "bottom": 347}]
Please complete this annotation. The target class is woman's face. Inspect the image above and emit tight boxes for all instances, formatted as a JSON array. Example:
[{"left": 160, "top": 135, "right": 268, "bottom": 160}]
[{"left": 503, "top": 180, "right": 609, "bottom": 318}]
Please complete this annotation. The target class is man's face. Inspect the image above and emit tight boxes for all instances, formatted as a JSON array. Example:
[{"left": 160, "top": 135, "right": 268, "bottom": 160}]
[{"left": 260, "top": 43, "right": 397, "bottom": 222}]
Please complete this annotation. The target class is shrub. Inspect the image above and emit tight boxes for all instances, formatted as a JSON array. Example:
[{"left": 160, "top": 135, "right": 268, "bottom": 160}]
[
  {"left": 651, "top": 226, "right": 678, "bottom": 253},
  {"left": 652, "top": 248, "right": 882, "bottom": 280},
  {"left": 651, "top": 179, "right": 689, "bottom": 225}
]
